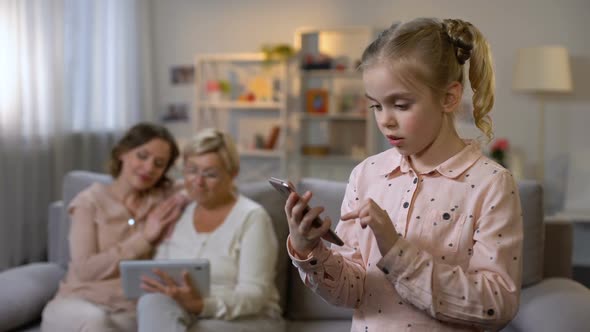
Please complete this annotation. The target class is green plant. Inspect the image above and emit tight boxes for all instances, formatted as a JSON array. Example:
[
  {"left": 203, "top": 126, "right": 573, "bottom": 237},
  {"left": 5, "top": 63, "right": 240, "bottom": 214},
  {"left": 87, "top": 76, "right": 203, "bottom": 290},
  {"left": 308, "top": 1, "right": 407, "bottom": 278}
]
[
  {"left": 218, "top": 80, "right": 231, "bottom": 94},
  {"left": 261, "top": 44, "right": 295, "bottom": 64}
]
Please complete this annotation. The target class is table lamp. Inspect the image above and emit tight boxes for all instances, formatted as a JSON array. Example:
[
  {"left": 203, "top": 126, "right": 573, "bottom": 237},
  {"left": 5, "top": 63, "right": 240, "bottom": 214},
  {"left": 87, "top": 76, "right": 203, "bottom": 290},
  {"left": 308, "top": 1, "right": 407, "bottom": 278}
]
[{"left": 512, "top": 46, "right": 573, "bottom": 182}]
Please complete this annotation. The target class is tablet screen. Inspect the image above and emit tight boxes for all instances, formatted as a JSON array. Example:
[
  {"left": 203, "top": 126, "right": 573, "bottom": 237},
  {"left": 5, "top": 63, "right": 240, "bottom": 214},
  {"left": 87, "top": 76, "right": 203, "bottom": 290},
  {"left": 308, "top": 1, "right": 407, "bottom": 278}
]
[{"left": 119, "top": 259, "right": 210, "bottom": 299}]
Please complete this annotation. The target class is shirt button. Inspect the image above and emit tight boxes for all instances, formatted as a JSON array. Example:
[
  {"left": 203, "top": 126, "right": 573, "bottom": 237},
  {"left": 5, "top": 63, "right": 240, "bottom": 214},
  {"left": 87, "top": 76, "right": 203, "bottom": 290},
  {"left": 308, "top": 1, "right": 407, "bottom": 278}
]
[
  {"left": 413, "top": 178, "right": 418, "bottom": 184},
  {"left": 487, "top": 309, "right": 495, "bottom": 316},
  {"left": 443, "top": 213, "right": 451, "bottom": 220},
  {"left": 403, "top": 202, "right": 409, "bottom": 208}
]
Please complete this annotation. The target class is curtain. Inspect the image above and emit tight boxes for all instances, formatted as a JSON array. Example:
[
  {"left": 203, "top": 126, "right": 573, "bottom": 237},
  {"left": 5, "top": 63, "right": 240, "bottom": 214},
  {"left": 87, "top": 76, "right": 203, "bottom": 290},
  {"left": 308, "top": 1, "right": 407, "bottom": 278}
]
[{"left": 0, "top": 0, "right": 154, "bottom": 270}]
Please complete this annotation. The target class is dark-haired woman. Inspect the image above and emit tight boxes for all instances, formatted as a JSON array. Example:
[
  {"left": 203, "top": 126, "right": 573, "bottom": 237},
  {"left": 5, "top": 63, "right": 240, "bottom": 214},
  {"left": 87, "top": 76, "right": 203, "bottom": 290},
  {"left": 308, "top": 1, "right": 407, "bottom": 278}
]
[{"left": 42, "top": 123, "right": 185, "bottom": 332}]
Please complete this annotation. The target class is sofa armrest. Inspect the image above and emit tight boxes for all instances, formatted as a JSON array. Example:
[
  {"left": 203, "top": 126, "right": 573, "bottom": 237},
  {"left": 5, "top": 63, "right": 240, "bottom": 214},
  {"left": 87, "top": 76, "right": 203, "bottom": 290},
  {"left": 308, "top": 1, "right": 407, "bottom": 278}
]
[
  {"left": 507, "top": 278, "right": 590, "bottom": 332},
  {"left": 544, "top": 220, "right": 573, "bottom": 278},
  {"left": 0, "top": 263, "right": 65, "bottom": 331}
]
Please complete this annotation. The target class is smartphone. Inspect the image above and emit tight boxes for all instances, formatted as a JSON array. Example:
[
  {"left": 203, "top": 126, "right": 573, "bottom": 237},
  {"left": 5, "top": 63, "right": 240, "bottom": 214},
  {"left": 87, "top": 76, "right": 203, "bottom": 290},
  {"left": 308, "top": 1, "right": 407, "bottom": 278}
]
[{"left": 268, "top": 177, "right": 344, "bottom": 246}]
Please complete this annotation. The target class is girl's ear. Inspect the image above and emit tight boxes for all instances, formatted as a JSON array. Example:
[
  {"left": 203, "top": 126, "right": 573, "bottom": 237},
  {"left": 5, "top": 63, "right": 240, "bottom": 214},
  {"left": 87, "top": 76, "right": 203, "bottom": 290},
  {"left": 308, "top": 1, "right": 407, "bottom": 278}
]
[{"left": 442, "top": 81, "right": 463, "bottom": 113}]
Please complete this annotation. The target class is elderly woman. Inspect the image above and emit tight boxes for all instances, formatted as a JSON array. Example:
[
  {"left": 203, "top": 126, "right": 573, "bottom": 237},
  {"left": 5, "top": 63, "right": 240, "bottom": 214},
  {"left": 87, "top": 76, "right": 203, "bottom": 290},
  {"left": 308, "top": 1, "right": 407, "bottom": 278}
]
[{"left": 137, "top": 128, "right": 282, "bottom": 332}]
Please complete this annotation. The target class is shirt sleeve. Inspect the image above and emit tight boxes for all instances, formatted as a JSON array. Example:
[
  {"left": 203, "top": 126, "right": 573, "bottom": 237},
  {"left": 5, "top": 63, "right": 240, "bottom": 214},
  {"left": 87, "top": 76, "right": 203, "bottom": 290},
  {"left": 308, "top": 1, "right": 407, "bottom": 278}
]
[
  {"left": 376, "top": 171, "right": 523, "bottom": 330},
  {"left": 67, "top": 191, "right": 153, "bottom": 282},
  {"left": 199, "top": 207, "right": 279, "bottom": 320},
  {"left": 287, "top": 166, "right": 367, "bottom": 309}
]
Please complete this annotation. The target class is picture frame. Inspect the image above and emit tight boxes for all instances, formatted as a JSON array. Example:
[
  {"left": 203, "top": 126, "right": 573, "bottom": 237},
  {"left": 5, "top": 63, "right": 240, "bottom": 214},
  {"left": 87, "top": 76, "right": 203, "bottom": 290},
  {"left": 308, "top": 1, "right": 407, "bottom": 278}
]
[
  {"left": 170, "top": 65, "right": 195, "bottom": 85},
  {"left": 161, "top": 103, "right": 189, "bottom": 122},
  {"left": 306, "top": 89, "right": 329, "bottom": 113}
]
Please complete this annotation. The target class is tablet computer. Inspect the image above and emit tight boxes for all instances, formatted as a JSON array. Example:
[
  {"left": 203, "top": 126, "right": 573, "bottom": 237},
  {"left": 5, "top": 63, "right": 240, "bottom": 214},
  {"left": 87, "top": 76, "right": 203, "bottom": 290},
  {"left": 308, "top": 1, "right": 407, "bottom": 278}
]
[{"left": 119, "top": 259, "right": 210, "bottom": 299}]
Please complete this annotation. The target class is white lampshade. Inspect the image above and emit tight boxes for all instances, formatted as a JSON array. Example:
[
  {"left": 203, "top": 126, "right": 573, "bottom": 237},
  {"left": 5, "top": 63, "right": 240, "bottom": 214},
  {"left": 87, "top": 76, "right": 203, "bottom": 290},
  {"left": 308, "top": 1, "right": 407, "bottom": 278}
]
[{"left": 513, "top": 46, "right": 573, "bottom": 93}]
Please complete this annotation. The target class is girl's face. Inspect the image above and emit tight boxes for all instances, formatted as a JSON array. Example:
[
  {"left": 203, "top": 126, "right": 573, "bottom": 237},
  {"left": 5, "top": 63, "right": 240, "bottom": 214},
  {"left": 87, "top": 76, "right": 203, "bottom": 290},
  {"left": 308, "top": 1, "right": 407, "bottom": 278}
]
[
  {"left": 118, "top": 138, "right": 171, "bottom": 190},
  {"left": 363, "top": 62, "right": 444, "bottom": 157},
  {"left": 182, "top": 152, "right": 235, "bottom": 206}
]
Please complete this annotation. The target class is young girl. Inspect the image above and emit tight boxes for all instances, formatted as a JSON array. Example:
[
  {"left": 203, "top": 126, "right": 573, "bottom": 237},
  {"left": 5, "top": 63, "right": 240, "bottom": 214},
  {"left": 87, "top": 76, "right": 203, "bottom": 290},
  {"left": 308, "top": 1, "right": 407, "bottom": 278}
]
[{"left": 285, "top": 18, "right": 523, "bottom": 331}]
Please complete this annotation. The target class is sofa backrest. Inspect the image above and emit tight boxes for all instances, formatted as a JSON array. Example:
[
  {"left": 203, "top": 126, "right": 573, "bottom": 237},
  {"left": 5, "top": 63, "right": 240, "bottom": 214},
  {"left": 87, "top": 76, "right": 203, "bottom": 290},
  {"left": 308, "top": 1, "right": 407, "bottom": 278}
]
[
  {"left": 51, "top": 171, "right": 544, "bottom": 319},
  {"left": 54, "top": 171, "right": 112, "bottom": 267}
]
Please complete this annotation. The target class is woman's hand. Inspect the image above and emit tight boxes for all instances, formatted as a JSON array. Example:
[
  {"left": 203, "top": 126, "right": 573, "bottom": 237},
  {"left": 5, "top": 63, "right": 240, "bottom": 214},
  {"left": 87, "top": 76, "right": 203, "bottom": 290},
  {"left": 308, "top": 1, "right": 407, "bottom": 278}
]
[
  {"left": 285, "top": 190, "right": 333, "bottom": 258},
  {"left": 143, "top": 195, "right": 183, "bottom": 245},
  {"left": 341, "top": 198, "right": 399, "bottom": 257},
  {"left": 141, "top": 269, "right": 204, "bottom": 314}
]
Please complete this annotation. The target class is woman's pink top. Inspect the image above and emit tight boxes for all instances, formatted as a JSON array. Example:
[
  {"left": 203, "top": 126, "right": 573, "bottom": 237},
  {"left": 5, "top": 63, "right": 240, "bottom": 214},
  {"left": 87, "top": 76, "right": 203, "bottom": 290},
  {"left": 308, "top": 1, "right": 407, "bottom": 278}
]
[{"left": 56, "top": 183, "right": 167, "bottom": 312}]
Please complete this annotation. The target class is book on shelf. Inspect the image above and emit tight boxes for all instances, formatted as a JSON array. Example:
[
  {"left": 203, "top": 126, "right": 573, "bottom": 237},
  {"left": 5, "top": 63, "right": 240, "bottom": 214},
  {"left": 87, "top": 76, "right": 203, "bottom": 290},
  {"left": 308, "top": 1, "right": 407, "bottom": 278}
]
[{"left": 265, "top": 125, "right": 281, "bottom": 149}]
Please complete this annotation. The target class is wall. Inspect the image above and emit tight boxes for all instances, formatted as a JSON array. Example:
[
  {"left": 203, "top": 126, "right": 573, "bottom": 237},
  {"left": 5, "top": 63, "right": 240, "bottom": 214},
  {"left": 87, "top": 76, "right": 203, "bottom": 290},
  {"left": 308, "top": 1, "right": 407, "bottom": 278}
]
[{"left": 151, "top": 0, "right": 590, "bottom": 212}]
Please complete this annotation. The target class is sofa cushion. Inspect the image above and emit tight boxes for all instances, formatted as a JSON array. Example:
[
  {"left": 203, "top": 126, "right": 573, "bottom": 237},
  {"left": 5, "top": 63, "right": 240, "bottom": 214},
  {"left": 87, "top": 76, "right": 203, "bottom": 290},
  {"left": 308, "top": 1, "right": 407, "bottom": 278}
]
[
  {"left": 62, "top": 171, "right": 113, "bottom": 208},
  {"left": 0, "top": 263, "right": 65, "bottom": 331},
  {"left": 517, "top": 180, "right": 544, "bottom": 287},
  {"left": 507, "top": 278, "right": 590, "bottom": 331}
]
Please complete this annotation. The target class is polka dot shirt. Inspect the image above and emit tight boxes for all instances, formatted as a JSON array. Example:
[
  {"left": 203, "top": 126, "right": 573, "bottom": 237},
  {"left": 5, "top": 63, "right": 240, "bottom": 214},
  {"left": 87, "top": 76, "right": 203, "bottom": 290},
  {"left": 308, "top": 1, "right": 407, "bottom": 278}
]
[{"left": 288, "top": 141, "right": 523, "bottom": 331}]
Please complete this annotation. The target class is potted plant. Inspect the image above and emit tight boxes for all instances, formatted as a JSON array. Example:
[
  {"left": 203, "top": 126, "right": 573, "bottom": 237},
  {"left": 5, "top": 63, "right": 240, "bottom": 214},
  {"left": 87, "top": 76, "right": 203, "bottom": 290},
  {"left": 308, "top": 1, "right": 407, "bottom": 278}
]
[{"left": 490, "top": 138, "right": 510, "bottom": 168}]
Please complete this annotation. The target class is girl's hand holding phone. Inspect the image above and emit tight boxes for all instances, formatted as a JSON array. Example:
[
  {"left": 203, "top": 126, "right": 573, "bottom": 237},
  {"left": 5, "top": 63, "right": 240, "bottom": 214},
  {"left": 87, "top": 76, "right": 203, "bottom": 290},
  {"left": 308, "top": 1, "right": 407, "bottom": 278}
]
[
  {"left": 341, "top": 198, "right": 399, "bottom": 257},
  {"left": 285, "top": 190, "right": 334, "bottom": 258}
]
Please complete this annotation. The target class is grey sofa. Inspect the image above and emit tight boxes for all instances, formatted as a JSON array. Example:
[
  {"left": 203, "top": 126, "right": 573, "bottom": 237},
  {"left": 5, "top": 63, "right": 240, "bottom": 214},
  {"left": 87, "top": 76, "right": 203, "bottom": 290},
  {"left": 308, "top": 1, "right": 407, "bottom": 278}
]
[{"left": 2, "top": 170, "right": 590, "bottom": 332}]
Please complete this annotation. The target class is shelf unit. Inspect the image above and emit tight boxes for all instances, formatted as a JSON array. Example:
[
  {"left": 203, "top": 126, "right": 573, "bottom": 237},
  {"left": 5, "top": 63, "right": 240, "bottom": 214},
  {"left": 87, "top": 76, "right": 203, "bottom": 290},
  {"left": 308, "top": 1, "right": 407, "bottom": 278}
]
[
  {"left": 193, "top": 52, "right": 290, "bottom": 183},
  {"left": 290, "top": 27, "right": 383, "bottom": 182}
]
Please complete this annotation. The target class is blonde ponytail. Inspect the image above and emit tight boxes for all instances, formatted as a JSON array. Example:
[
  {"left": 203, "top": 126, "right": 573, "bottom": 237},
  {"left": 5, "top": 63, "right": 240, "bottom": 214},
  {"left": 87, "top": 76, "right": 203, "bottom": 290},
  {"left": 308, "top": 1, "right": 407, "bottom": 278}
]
[{"left": 443, "top": 19, "right": 495, "bottom": 142}]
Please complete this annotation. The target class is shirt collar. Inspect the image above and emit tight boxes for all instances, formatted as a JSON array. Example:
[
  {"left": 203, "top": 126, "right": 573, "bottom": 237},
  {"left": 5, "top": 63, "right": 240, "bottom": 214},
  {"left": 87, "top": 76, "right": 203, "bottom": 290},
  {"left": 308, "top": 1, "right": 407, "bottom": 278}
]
[
  {"left": 372, "top": 148, "right": 402, "bottom": 176},
  {"left": 372, "top": 140, "right": 482, "bottom": 178},
  {"left": 434, "top": 140, "right": 482, "bottom": 178}
]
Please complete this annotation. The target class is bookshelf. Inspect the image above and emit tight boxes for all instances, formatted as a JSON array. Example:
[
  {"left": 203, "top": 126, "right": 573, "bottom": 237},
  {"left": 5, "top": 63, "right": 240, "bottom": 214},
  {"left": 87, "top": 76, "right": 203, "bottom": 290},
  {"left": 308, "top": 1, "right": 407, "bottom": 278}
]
[
  {"left": 290, "top": 26, "right": 385, "bottom": 181},
  {"left": 193, "top": 52, "right": 290, "bottom": 182}
]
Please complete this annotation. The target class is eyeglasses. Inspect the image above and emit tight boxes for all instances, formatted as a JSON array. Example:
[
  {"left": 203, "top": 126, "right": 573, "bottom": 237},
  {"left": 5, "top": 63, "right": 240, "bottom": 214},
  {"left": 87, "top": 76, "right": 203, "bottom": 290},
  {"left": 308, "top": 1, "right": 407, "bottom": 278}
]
[{"left": 182, "top": 166, "right": 221, "bottom": 180}]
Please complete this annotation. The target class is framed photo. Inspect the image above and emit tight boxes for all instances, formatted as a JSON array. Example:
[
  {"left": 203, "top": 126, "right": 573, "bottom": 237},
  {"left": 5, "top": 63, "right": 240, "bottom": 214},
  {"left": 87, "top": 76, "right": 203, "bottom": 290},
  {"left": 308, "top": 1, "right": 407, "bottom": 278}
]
[
  {"left": 170, "top": 65, "right": 195, "bottom": 85},
  {"left": 161, "top": 103, "right": 189, "bottom": 122},
  {"left": 306, "top": 89, "right": 328, "bottom": 113}
]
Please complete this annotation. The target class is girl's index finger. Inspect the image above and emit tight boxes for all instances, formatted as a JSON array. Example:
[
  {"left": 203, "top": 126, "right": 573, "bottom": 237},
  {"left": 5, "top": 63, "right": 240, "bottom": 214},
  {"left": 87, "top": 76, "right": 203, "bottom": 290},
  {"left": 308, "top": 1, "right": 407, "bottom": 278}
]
[
  {"left": 286, "top": 191, "right": 299, "bottom": 203},
  {"left": 341, "top": 209, "right": 360, "bottom": 221}
]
